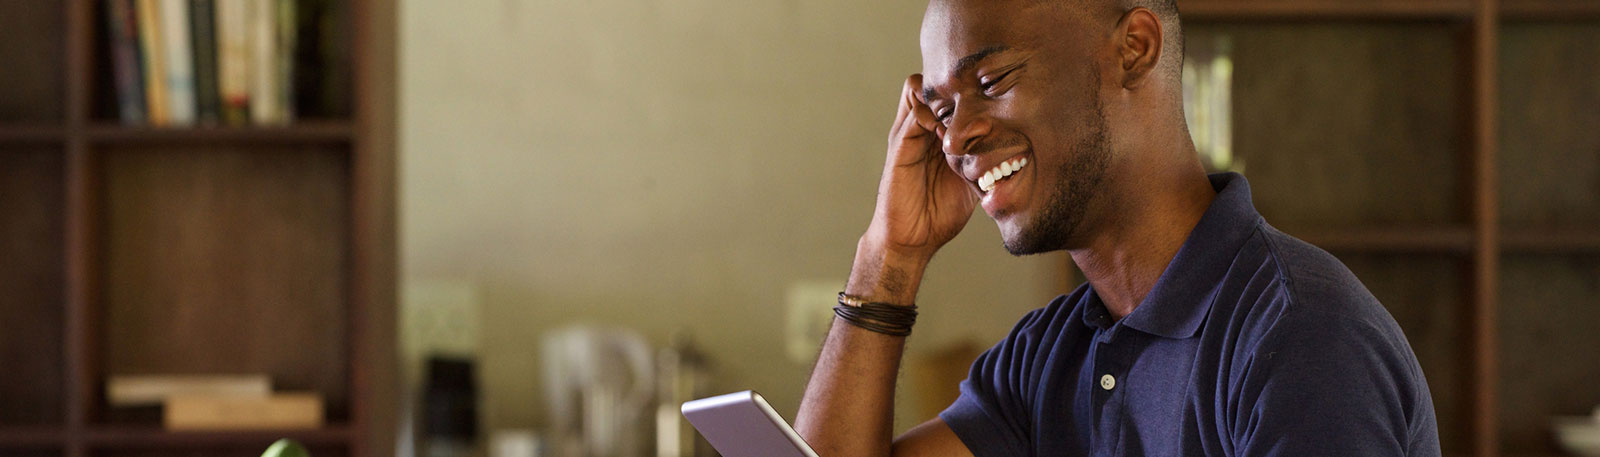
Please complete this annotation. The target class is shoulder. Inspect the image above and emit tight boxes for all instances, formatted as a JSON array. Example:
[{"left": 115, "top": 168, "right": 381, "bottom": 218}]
[{"left": 1209, "top": 223, "right": 1409, "bottom": 354}]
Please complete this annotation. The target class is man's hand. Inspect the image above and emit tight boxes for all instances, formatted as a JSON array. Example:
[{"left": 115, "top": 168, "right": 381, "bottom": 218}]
[
  {"left": 795, "top": 74, "right": 980, "bottom": 457},
  {"left": 850, "top": 74, "right": 978, "bottom": 304}
]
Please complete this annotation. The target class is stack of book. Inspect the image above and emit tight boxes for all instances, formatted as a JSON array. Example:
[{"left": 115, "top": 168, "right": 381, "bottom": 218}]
[
  {"left": 107, "top": 374, "right": 326, "bottom": 431},
  {"left": 106, "top": 0, "right": 326, "bottom": 127}
]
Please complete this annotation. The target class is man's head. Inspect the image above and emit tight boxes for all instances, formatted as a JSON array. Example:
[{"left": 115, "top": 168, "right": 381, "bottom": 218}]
[{"left": 918, "top": 0, "right": 1186, "bottom": 255}]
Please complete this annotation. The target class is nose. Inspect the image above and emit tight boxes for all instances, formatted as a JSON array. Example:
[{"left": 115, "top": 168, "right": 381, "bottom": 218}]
[{"left": 941, "top": 103, "right": 993, "bottom": 157}]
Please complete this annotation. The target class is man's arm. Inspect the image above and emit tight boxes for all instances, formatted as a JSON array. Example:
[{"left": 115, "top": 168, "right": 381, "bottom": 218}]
[{"left": 792, "top": 74, "right": 977, "bottom": 457}]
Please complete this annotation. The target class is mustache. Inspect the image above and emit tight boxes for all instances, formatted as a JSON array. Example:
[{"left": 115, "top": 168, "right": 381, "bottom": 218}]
[{"left": 946, "top": 134, "right": 1030, "bottom": 165}]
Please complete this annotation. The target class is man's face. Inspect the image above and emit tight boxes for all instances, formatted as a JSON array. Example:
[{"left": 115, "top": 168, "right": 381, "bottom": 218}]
[{"left": 919, "top": 0, "right": 1114, "bottom": 255}]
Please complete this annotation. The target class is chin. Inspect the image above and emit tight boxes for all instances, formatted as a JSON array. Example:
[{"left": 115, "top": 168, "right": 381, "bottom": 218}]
[{"left": 996, "top": 217, "right": 1047, "bottom": 256}]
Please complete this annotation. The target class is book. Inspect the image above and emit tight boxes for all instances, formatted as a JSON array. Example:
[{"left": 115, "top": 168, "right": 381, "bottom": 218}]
[
  {"left": 158, "top": 0, "right": 196, "bottom": 125},
  {"left": 135, "top": 0, "right": 169, "bottom": 125},
  {"left": 106, "top": 374, "right": 271, "bottom": 407},
  {"left": 164, "top": 393, "right": 325, "bottom": 431},
  {"left": 189, "top": 0, "right": 221, "bottom": 124},
  {"left": 250, "top": 0, "right": 282, "bottom": 124},
  {"left": 106, "top": 0, "right": 146, "bottom": 124},
  {"left": 216, "top": 0, "right": 252, "bottom": 125}
]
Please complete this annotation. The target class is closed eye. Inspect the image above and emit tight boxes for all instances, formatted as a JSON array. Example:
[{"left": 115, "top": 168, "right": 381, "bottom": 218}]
[{"left": 980, "top": 67, "right": 1019, "bottom": 95}]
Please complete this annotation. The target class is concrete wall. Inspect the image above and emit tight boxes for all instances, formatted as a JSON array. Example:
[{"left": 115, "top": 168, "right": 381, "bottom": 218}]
[{"left": 399, "top": 0, "right": 1068, "bottom": 436}]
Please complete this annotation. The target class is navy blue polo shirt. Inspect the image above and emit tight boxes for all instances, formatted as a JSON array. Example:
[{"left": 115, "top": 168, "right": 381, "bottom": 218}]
[{"left": 940, "top": 173, "right": 1440, "bottom": 456}]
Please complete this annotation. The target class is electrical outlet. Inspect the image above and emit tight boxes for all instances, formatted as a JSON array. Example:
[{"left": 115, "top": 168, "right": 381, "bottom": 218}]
[
  {"left": 400, "top": 280, "right": 482, "bottom": 382},
  {"left": 786, "top": 280, "right": 843, "bottom": 363}
]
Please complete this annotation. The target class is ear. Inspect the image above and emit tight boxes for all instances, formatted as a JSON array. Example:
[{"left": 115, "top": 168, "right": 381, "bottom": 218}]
[{"left": 1112, "top": 7, "right": 1163, "bottom": 89}]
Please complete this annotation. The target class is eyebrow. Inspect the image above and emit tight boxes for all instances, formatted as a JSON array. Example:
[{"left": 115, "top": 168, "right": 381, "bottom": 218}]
[{"left": 923, "top": 45, "right": 1011, "bottom": 102}]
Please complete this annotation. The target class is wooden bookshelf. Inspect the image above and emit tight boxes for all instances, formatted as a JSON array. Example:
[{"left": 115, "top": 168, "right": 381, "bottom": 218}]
[
  {"left": 1168, "top": 0, "right": 1600, "bottom": 455},
  {"left": 0, "top": 1, "right": 395, "bottom": 457}
]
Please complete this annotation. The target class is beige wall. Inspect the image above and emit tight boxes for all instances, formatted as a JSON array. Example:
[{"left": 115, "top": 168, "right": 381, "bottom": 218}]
[{"left": 399, "top": 0, "right": 1068, "bottom": 435}]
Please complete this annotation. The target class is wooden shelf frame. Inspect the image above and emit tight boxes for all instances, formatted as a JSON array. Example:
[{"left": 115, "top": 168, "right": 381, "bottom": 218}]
[
  {"left": 1181, "top": 0, "right": 1600, "bottom": 20},
  {"left": 1166, "top": 1, "right": 1597, "bottom": 456},
  {"left": 0, "top": 0, "right": 395, "bottom": 456},
  {"left": 82, "top": 425, "right": 352, "bottom": 447},
  {"left": 82, "top": 122, "right": 354, "bottom": 143}
]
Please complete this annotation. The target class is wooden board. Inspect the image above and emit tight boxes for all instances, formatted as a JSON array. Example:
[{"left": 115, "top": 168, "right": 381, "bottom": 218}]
[
  {"left": 1187, "top": 23, "right": 1466, "bottom": 227},
  {"left": 0, "top": 149, "right": 66, "bottom": 425},
  {"left": 0, "top": 1, "right": 65, "bottom": 122},
  {"left": 1497, "top": 23, "right": 1600, "bottom": 227},
  {"left": 98, "top": 145, "right": 351, "bottom": 422},
  {"left": 1496, "top": 255, "right": 1600, "bottom": 454}
]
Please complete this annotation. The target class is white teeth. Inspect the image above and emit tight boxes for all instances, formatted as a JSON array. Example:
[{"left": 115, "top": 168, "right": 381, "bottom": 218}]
[{"left": 978, "top": 157, "right": 1028, "bottom": 194}]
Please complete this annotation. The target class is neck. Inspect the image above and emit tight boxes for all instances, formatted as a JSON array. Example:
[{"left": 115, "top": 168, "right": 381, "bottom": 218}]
[{"left": 1068, "top": 157, "right": 1215, "bottom": 321}]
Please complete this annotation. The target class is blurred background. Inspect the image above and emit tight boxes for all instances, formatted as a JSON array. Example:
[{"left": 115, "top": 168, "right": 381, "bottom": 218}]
[{"left": 1, "top": 0, "right": 1597, "bottom": 457}]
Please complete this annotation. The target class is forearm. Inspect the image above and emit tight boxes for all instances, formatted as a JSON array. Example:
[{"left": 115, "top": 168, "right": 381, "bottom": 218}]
[{"left": 795, "top": 238, "right": 929, "bottom": 457}]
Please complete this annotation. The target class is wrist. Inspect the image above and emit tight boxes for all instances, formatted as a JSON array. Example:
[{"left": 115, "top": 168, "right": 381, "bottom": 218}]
[{"left": 845, "top": 236, "right": 930, "bottom": 306}]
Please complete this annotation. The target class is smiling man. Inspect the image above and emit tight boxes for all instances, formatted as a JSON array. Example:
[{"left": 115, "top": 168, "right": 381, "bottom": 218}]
[{"left": 792, "top": 0, "right": 1441, "bottom": 456}]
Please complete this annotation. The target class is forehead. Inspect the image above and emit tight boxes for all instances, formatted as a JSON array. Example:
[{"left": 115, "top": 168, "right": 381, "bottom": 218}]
[{"left": 920, "top": 0, "right": 1053, "bottom": 73}]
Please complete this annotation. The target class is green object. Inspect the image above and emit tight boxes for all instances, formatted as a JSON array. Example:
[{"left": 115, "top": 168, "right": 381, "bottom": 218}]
[{"left": 262, "top": 439, "right": 312, "bottom": 457}]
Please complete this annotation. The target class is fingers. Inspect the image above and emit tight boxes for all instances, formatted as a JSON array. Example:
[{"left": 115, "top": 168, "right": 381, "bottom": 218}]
[{"left": 896, "top": 74, "right": 940, "bottom": 142}]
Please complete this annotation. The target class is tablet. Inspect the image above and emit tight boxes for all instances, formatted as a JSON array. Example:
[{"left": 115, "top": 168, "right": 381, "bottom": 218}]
[{"left": 681, "top": 390, "right": 820, "bottom": 457}]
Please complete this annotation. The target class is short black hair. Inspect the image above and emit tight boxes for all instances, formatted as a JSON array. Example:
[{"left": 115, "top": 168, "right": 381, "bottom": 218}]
[{"left": 1041, "top": 0, "right": 1184, "bottom": 83}]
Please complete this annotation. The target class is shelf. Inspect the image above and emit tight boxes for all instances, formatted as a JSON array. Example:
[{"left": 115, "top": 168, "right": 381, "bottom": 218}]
[
  {"left": 0, "top": 426, "right": 65, "bottom": 447},
  {"left": 84, "top": 122, "right": 353, "bottom": 144},
  {"left": 1282, "top": 226, "right": 1475, "bottom": 252},
  {"left": 1502, "top": 228, "right": 1600, "bottom": 252},
  {"left": 85, "top": 425, "right": 351, "bottom": 447},
  {"left": 1182, "top": 0, "right": 1474, "bottom": 20},
  {"left": 1182, "top": 0, "right": 1600, "bottom": 21},
  {"left": 0, "top": 125, "right": 66, "bottom": 142},
  {"left": 1503, "top": 0, "right": 1600, "bottom": 20}
]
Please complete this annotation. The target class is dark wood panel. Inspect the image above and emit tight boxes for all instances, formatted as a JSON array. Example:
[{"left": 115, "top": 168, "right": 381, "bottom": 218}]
[
  {"left": 1338, "top": 254, "right": 1471, "bottom": 454},
  {"left": 1284, "top": 225, "right": 1475, "bottom": 252},
  {"left": 1496, "top": 255, "right": 1600, "bottom": 454},
  {"left": 90, "top": 445, "right": 345, "bottom": 457},
  {"left": 1497, "top": 24, "right": 1600, "bottom": 227},
  {"left": 1189, "top": 24, "right": 1467, "bottom": 227},
  {"left": 0, "top": 449, "right": 60, "bottom": 457},
  {"left": 84, "top": 123, "right": 354, "bottom": 144},
  {"left": 84, "top": 426, "right": 349, "bottom": 447},
  {"left": 1181, "top": 0, "right": 1473, "bottom": 20},
  {"left": 0, "top": 1, "right": 64, "bottom": 122},
  {"left": 0, "top": 149, "right": 66, "bottom": 426},
  {"left": 1503, "top": 0, "right": 1600, "bottom": 19},
  {"left": 98, "top": 146, "right": 350, "bottom": 423}
]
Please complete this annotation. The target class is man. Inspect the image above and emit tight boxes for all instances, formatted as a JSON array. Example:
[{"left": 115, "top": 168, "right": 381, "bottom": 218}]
[{"left": 793, "top": 0, "right": 1441, "bottom": 455}]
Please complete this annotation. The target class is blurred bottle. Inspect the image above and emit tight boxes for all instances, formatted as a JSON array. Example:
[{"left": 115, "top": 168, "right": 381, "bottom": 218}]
[
  {"left": 423, "top": 357, "right": 481, "bottom": 457},
  {"left": 655, "top": 331, "right": 713, "bottom": 457},
  {"left": 542, "top": 326, "right": 655, "bottom": 457}
]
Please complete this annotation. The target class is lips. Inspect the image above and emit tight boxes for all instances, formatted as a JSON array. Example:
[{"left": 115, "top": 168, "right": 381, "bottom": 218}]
[{"left": 973, "top": 154, "right": 1031, "bottom": 218}]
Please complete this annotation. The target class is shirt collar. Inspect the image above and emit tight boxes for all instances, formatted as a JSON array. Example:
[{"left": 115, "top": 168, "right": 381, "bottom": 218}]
[{"left": 1081, "top": 173, "right": 1262, "bottom": 339}]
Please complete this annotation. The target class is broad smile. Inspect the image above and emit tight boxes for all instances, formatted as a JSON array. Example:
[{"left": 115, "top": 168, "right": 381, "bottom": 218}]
[{"left": 971, "top": 153, "right": 1033, "bottom": 219}]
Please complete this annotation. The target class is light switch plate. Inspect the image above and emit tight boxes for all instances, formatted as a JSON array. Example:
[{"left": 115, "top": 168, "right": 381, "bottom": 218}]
[{"left": 786, "top": 280, "right": 843, "bottom": 363}]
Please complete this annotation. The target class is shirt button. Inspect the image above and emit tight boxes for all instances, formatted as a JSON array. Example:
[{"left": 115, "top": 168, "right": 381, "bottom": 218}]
[{"left": 1100, "top": 374, "right": 1116, "bottom": 391}]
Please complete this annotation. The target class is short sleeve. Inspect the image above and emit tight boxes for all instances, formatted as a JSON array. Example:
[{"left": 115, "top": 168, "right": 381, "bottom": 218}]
[
  {"left": 939, "top": 296, "right": 1072, "bottom": 457},
  {"left": 1231, "top": 309, "right": 1440, "bottom": 457}
]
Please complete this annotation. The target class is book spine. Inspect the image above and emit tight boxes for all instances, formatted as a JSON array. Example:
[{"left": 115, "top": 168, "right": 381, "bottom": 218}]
[
  {"left": 159, "top": 0, "right": 196, "bottom": 125},
  {"left": 216, "top": 0, "right": 251, "bottom": 125},
  {"left": 250, "top": 0, "right": 281, "bottom": 125},
  {"left": 136, "top": 0, "right": 169, "bottom": 126},
  {"left": 189, "top": 0, "right": 220, "bottom": 124},
  {"left": 107, "top": 0, "right": 147, "bottom": 125}
]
